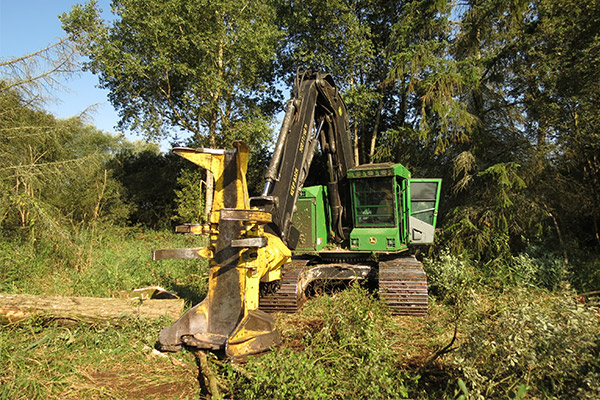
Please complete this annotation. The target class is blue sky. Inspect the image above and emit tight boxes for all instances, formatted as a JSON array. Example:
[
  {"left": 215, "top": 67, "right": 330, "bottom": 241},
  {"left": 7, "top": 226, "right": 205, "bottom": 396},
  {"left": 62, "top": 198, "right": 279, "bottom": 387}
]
[{"left": 0, "top": 0, "right": 139, "bottom": 142}]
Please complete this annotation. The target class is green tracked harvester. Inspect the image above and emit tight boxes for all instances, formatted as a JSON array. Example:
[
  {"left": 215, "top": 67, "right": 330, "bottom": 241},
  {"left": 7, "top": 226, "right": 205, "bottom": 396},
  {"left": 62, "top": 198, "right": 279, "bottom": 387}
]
[
  {"left": 252, "top": 70, "right": 442, "bottom": 317},
  {"left": 155, "top": 70, "right": 441, "bottom": 358},
  {"left": 259, "top": 163, "right": 441, "bottom": 316}
]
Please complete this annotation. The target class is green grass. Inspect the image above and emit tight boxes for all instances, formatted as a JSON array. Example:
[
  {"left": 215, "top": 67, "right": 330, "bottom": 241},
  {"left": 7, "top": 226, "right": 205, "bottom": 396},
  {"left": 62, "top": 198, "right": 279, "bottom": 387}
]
[
  {"left": 0, "top": 226, "right": 208, "bottom": 304},
  {"left": 1, "top": 226, "right": 599, "bottom": 399},
  {"left": 0, "top": 317, "right": 200, "bottom": 399},
  {"left": 0, "top": 226, "right": 208, "bottom": 399}
]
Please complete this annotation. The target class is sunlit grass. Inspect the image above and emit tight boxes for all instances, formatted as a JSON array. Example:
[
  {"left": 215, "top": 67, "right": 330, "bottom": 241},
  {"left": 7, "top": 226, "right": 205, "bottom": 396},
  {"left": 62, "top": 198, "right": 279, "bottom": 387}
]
[
  {"left": 0, "top": 226, "right": 209, "bottom": 303},
  {"left": 0, "top": 317, "right": 199, "bottom": 399}
]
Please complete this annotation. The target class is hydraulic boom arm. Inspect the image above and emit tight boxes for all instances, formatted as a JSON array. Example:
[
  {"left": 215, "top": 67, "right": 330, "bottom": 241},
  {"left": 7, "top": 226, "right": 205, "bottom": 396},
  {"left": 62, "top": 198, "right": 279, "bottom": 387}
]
[{"left": 252, "top": 70, "right": 355, "bottom": 248}]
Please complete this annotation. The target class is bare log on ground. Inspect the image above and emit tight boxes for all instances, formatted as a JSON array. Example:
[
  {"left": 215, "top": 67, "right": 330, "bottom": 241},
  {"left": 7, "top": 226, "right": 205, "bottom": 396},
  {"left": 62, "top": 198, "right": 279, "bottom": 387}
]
[{"left": 0, "top": 293, "right": 184, "bottom": 324}]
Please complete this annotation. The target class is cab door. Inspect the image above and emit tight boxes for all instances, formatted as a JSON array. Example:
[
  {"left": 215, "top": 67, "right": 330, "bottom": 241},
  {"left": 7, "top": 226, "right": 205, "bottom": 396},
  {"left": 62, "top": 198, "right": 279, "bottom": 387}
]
[{"left": 407, "top": 179, "right": 441, "bottom": 244}]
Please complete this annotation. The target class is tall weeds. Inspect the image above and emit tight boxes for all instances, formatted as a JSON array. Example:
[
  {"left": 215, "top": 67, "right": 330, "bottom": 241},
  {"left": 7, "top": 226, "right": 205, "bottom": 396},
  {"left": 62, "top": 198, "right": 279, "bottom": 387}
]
[{"left": 228, "top": 284, "right": 413, "bottom": 399}]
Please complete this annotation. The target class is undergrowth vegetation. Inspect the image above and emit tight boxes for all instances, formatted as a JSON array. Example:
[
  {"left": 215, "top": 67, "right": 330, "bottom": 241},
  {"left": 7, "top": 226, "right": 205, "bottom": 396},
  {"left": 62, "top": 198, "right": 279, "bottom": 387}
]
[
  {"left": 0, "top": 226, "right": 208, "bottom": 302},
  {"left": 423, "top": 250, "right": 600, "bottom": 399},
  {"left": 228, "top": 285, "right": 412, "bottom": 399},
  {"left": 0, "top": 227, "right": 599, "bottom": 399},
  {"left": 455, "top": 288, "right": 600, "bottom": 400},
  {"left": 0, "top": 316, "right": 200, "bottom": 399}
]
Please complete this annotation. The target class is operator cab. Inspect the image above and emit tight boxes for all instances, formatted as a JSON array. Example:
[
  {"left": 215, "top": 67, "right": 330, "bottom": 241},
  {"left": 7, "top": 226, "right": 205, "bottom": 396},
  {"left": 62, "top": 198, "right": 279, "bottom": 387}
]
[{"left": 347, "top": 163, "right": 441, "bottom": 252}]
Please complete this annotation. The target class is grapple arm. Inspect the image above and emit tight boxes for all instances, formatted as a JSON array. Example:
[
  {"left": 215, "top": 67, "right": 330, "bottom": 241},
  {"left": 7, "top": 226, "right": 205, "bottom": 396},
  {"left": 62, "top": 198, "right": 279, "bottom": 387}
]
[{"left": 155, "top": 142, "right": 291, "bottom": 358}]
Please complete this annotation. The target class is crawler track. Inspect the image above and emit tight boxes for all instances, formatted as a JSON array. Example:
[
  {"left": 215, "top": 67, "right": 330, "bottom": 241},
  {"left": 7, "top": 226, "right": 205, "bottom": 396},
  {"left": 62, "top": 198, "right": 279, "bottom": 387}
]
[
  {"left": 378, "top": 256, "right": 428, "bottom": 316},
  {"left": 259, "top": 259, "right": 309, "bottom": 313},
  {"left": 259, "top": 255, "right": 428, "bottom": 316}
]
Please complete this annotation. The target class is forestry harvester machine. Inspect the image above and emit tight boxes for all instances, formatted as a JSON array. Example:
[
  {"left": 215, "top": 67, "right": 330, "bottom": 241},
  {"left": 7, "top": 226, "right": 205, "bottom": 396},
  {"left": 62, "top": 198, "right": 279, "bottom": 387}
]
[{"left": 153, "top": 70, "right": 442, "bottom": 358}]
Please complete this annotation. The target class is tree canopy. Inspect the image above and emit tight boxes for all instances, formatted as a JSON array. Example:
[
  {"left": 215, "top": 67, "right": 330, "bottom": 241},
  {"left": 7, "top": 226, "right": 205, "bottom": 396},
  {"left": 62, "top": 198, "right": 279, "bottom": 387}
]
[
  {"left": 60, "top": 0, "right": 283, "bottom": 146},
  {"left": 1, "top": 0, "right": 597, "bottom": 264}
]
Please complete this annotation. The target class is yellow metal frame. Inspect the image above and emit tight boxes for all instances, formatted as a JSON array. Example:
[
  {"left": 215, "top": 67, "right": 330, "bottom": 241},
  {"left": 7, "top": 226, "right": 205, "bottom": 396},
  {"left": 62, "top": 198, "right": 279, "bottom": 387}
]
[{"left": 169, "top": 141, "right": 290, "bottom": 357}]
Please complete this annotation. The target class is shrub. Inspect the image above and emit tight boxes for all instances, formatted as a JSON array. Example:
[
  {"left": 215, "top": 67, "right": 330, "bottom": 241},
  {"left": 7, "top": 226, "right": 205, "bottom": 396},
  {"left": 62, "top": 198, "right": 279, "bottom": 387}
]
[
  {"left": 424, "top": 249, "right": 481, "bottom": 304},
  {"left": 173, "top": 167, "right": 205, "bottom": 225},
  {"left": 229, "top": 284, "right": 413, "bottom": 399},
  {"left": 453, "top": 288, "right": 600, "bottom": 399},
  {"left": 569, "top": 253, "right": 600, "bottom": 294},
  {"left": 506, "top": 251, "right": 568, "bottom": 290}
]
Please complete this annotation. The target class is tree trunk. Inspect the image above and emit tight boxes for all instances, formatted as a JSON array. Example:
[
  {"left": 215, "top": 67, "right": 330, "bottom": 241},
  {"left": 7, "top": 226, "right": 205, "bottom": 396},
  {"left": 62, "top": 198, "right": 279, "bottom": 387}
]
[
  {"left": 205, "top": 171, "right": 214, "bottom": 221},
  {"left": 349, "top": 75, "right": 360, "bottom": 165},
  {"left": 353, "top": 124, "right": 360, "bottom": 165},
  {"left": 542, "top": 204, "right": 569, "bottom": 265},
  {"left": 196, "top": 350, "right": 221, "bottom": 399},
  {"left": 368, "top": 92, "right": 385, "bottom": 163},
  {"left": 204, "top": 28, "right": 225, "bottom": 221},
  {"left": 205, "top": 115, "right": 217, "bottom": 219},
  {"left": 0, "top": 293, "right": 184, "bottom": 324},
  {"left": 396, "top": 77, "right": 408, "bottom": 163}
]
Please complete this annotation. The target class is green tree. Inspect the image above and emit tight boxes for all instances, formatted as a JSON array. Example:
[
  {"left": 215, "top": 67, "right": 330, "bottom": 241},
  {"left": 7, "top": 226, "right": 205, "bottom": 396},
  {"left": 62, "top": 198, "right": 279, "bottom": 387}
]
[
  {"left": 61, "top": 0, "right": 283, "bottom": 219},
  {"left": 277, "top": 0, "right": 397, "bottom": 164},
  {"left": 515, "top": 0, "right": 600, "bottom": 251},
  {"left": 433, "top": 0, "right": 542, "bottom": 262},
  {"left": 377, "top": 0, "right": 476, "bottom": 164},
  {"left": 0, "top": 86, "right": 129, "bottom": 240},
  {"left": 109, "top": 142, "right": 184, "bottom": 228},
  {"left": 277, "top": 0, "right": 474, "bottom": 167},
  {"left": 441, "top": 0, "right": 600, "bottom": 264},
  {"left": 61, "top": 0, "right": 282, "bottom": 142}
]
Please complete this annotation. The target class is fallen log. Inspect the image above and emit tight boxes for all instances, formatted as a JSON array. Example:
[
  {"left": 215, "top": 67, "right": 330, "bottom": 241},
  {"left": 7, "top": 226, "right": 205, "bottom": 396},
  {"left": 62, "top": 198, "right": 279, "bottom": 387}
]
[{"left": 0, "top": 293, "right": 184, "bottom": 324}]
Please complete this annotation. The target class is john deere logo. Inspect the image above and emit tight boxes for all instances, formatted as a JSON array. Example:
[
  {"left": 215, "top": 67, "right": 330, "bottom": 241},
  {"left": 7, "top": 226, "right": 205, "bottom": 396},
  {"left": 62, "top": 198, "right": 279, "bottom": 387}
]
[{"left": 369, "top": 237, "right": 377, "bottom": 245}]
